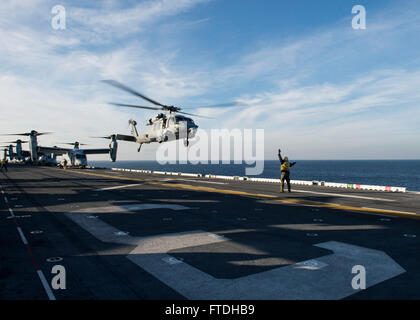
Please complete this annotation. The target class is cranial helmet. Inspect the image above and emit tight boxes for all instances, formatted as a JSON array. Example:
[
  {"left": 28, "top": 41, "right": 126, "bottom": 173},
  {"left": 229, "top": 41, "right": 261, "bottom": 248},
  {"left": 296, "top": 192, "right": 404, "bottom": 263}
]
[{"left": 284, "top": 156, "right": 288, "bottom": 161}]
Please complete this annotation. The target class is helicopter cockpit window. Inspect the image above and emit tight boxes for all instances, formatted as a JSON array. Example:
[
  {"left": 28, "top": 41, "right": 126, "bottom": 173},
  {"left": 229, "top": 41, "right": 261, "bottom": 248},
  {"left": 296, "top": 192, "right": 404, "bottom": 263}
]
[{"left": 175, "top": 116, "right": 192, "bottom": 124}]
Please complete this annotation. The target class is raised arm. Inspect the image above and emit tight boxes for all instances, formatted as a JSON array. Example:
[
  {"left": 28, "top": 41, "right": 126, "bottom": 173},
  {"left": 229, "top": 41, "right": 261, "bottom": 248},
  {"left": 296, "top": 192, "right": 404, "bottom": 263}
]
[{"left": 278, "top": 149, "right": 284, "bottom": 164}]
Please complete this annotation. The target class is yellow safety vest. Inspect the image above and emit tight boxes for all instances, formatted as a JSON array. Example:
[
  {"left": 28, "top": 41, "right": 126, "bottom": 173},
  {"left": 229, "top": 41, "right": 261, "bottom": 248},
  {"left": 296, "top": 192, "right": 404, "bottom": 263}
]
[{"left": 281, "top": 162, "right": 290, "bottom": 172}]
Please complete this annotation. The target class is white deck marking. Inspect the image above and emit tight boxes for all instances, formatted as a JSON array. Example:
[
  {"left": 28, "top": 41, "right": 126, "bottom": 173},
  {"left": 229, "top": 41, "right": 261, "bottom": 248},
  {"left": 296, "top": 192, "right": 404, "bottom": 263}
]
[
  {"left": 17, "top": 227, "right": 28, "bottom": 245},
  {"left": 292, "top": 189, "right": 395, "bottom": 202},
  {"left": 271, "top": 224, "right": 387, "bottom": 231},
  {"left": 66, "top": 204, "right": 406, "bottom": 300},
  {"left": 65, "top": 204, "right": 193, "bottom": 245},
  {"left": 119, "top": 203, "right": 192, "bottom": 211},
  {"left": 37, "top": 270, "right": 56, "bottom": 300},
  {"left": 162, "top": 178, "right": 227, "bottom": 185},
  {"left": 182, "top": 180, "right": 227, "bottom": 185},
  {"left": 97, "top": 183, "right": 142, "bottom": 191},
  {"left": 1, "top": 185, "right": 56, "bottom": 301}
]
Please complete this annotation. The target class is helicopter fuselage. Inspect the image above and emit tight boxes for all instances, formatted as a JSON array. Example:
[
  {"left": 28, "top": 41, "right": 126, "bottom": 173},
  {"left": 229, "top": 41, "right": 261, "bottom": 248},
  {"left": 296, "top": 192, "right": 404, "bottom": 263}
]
[
  {"left": 62, "top": 150, "right": 88, "bottom": 167},
  {"left": 139, "top": 113, "right": 198, "bottom": 144}
]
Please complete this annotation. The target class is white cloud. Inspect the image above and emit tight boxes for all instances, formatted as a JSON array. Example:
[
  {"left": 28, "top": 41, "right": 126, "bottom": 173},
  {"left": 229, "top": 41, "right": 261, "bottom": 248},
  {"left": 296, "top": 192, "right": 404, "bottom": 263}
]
[
  {"left": 1, "top": 0, "right": 419, "bottom": 161},
  {"left": 68, "top": 0, "right": 210, "bottom": 43}
]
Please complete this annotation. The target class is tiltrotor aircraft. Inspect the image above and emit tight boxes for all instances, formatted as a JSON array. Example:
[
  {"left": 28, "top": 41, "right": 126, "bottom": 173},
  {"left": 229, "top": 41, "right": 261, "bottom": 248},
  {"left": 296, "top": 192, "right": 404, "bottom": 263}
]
[
  {"left": 41, "top": 141, "right": 118, "bottom": 168},
  {"left": 1, "top": 131, "right": 116, "bottom": 166},
  {"left": 1, "top": 148, "right": 8, "bottom": 161},
  {"left": 0, "top": 140, "right": 30, "bottom": 161},
  {"left": 101, "top": 80, "right": 239, "bottom": 152},
  {"left": 1, "top": 130, "right": 52, "bottom": 163}
]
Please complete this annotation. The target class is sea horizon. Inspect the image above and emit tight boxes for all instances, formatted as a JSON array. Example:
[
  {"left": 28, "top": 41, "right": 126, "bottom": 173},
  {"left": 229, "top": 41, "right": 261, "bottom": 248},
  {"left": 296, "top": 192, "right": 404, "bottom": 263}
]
[{"left": 90, "top": 159, "right": 420, "bottom": 191}]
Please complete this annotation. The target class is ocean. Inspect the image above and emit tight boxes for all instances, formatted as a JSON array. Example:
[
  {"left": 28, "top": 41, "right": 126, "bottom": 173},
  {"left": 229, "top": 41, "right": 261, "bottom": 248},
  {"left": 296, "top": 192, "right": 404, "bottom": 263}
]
[{"left": 89, "top": 160, "right": 420, "bottom": 192}]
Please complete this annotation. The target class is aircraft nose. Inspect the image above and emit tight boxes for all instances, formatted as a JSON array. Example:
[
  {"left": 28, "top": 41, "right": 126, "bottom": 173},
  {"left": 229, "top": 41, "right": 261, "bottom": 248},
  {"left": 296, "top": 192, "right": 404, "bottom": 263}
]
[{"left": 188, "top": 121, "right": 198, "bottom": 129}]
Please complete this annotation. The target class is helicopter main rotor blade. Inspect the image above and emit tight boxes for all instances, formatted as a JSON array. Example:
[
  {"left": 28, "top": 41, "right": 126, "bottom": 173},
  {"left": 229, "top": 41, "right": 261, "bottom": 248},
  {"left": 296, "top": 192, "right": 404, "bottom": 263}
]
[
  {"left": 184, "top": 102, "right": 245, "bottom": 109},
  {"left": 177, "top": 111, "right": 213, "bottom": 119},
  {"left": 109, "top": 103, "right": 162, "bottom": 111},
  {"left": 102, "top": 80, "right": 167, "bottom": 108}
]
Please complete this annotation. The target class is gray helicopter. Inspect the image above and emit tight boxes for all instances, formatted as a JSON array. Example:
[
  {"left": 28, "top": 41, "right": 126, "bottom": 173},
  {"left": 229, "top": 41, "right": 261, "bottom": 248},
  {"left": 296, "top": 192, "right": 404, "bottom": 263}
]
[{"left": 101, "top": 80, "right": 239, "bottom": 152}]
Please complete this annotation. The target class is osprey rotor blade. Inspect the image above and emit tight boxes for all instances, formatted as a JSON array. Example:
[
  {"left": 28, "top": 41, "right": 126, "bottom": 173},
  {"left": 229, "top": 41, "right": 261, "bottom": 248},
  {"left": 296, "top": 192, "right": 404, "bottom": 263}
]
[
  {"left": 102, "top": 80, "right": 167, "bottom": 108},
  {"left": 3, "top": 140, "right": 28, "bottom": 143},
  {"left": 58, "top": 142, "right": 88, "bottom": 146},
  {"left": 0, "top": 133, "right": 31, "bottom": 136},
  {"left": 0, "top": 131, "right": 53, "bottom": 136}
]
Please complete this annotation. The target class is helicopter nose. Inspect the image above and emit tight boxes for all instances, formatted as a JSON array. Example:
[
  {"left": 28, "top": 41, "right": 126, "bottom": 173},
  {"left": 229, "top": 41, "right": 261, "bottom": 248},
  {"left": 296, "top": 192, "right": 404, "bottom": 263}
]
[
  {"left": 188, "top": 124, "right": 198, "bottom": 138},
  {"left": 187, "top": 121, "right": 198, "bottom": 130}
]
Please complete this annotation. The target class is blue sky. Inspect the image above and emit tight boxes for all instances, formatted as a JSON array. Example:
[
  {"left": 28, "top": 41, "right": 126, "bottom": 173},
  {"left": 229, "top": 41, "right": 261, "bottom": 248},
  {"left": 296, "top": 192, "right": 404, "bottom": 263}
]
[{"left": 1, "top": 0, "right": 419, "bottom": 160}]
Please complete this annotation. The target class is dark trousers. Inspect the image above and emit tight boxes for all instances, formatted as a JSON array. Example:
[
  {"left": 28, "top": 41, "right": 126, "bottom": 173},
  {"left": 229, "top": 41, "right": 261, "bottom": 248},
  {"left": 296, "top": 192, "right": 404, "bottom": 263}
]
[{"left": 281, "top": 171, "right": 290, "bottom": 192}]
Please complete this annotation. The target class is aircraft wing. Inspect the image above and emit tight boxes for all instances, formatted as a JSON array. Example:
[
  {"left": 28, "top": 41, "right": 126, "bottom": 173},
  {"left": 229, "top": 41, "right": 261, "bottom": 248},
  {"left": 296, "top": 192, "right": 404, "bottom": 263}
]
[
  {"left": 82, "top": 148, "right": 110, "bottom": 155},
  {"left": 38, "top": 146, "right": 70, "bottom": 155},
  {"left": 116, "top": 134, "right": 137, "bottom": 142}
]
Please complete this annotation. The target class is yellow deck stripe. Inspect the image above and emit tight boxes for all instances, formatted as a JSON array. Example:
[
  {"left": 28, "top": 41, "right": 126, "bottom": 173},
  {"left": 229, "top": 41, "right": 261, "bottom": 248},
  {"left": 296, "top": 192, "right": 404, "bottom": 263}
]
[{"left": 62, "top": 169, "right": 420, "bottom": 220}]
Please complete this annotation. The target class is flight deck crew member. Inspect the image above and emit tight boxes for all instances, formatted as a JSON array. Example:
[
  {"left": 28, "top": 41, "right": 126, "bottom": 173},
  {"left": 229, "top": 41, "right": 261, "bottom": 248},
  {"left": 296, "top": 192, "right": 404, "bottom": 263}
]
[
  {"left": 1, "top": 159, "right": 7, "bottom": 172},
  {"left": 278, "top": 149, "right": 296, "bottom": 192}
]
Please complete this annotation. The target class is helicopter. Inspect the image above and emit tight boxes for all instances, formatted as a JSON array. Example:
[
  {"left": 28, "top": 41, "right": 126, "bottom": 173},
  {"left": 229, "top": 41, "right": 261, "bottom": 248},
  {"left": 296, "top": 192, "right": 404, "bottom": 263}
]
[{"left": 101, "top": 80, "right": 240, "bottom": 152}]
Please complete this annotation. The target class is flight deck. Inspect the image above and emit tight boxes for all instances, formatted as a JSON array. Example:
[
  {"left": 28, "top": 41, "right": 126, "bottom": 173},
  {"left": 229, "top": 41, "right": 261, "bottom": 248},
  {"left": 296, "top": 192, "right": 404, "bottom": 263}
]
[{"left": 1, "top": 165, "right": 420, "bottom": 300}]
